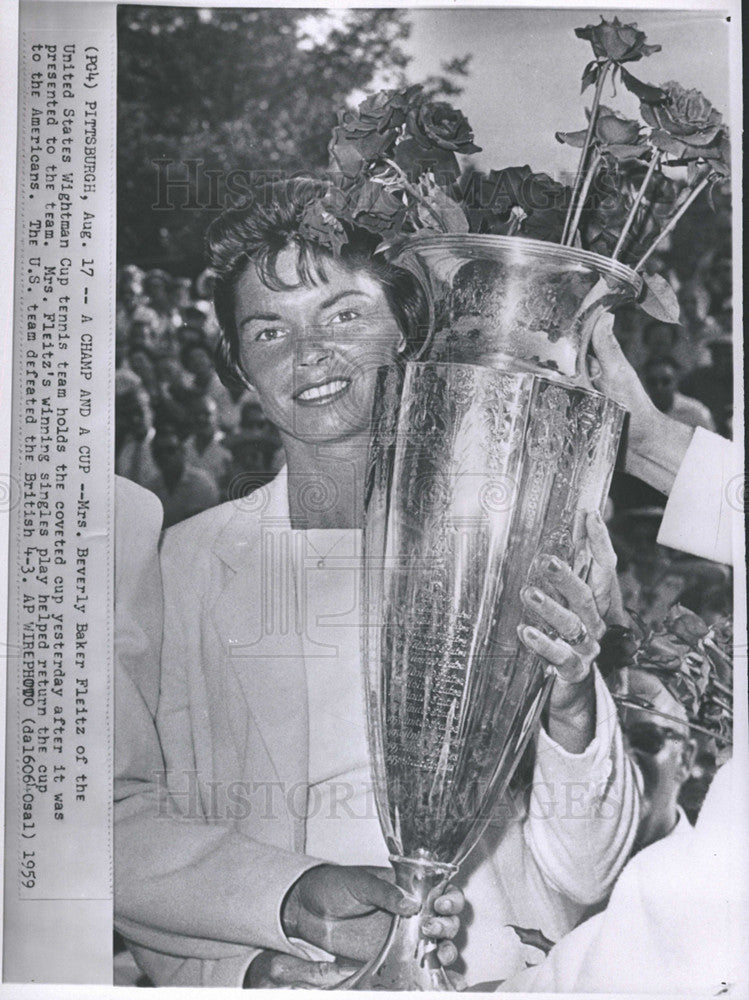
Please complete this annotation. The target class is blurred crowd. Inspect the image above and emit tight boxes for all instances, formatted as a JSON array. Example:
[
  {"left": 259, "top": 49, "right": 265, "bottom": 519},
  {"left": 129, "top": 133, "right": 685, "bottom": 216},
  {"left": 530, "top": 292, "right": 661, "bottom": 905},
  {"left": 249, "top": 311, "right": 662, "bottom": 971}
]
[
  {"left": 115, "top": 265, "right": 283, "bottom": 530},
  {"left": 115, "top": 248, "right": 732, "bottom": 623}
]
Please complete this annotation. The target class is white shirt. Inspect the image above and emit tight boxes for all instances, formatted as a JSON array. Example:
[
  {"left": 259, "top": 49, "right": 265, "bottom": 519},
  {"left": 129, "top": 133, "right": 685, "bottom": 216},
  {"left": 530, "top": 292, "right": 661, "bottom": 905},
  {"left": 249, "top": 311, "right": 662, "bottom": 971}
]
[{"left": 295, "top": 529, "right": 385, "bottom": 867}]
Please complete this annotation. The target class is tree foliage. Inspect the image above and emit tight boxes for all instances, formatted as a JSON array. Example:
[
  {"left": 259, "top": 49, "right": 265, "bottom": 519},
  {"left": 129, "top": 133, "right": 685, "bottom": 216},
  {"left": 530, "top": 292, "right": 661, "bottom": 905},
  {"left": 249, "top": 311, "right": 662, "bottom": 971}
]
[{"left": 118, "top": 7, "right": 467, "bottom": 274}]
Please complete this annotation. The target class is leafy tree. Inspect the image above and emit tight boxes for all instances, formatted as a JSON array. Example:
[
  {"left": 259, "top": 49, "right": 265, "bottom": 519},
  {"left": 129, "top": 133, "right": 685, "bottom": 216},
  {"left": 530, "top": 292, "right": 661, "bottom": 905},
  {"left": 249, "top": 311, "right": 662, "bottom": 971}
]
[{"left": 118, "top": 7, "right": 467, "bottom": 274}]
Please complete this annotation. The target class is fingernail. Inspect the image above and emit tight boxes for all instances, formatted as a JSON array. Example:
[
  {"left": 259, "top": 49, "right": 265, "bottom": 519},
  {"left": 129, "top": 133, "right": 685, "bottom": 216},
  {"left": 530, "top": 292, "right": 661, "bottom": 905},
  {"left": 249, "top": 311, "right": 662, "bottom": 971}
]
[
  {"left": 545, "top": 555, "right": 562, "bottom": 573},
  {"left": 526, "top": 586, "right": 544, "bottom": 605},
  {"left": 518, "top": 624, "right": 540, "bottom": 643}
]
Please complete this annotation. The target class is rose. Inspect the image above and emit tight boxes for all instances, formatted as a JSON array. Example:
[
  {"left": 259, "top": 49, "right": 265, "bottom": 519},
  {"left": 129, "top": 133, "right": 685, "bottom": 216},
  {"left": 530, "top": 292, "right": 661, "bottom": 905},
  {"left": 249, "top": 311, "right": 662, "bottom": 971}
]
[
  {"left": 349, "top": 179, "right": 407, "bottom": 238},
  {"left": 642, "top": 82, "right": 722, "bottom": 144},
  {"left": 461, "top": 166, "right": 568, "bottom": 242},
  {"left": 328, "top": 127, "right": 367, "bottom": 181},
  {"left": 556, "top": 107, "right": 646, "bottom": 160},
  {"left": 338, "top": 86, "right": 421, "bottom": 139},
  {"left": 406, "top": 101, "right": 481, "bottom": 155},
  {"left": 642, "top": 82, "right": 725, "bottom": 164},
  {"left": 575, "top": 16, "right": 661, "bottom": 63},
  {"left": 298, "top": 201, "right": 348, "bottom": 256},
  {"left": 664, "top": 604, "right": 710, "bottom": 646}
]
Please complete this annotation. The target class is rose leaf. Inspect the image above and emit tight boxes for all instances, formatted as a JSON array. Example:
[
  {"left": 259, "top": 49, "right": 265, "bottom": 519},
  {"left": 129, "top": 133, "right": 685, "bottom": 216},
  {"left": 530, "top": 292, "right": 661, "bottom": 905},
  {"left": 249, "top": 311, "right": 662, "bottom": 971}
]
[
  {"left": 639, "top": 273, "right": 682, "bottom": 325},
  {"left": 620, "top": 67, "right": 667, "bottom": 103},
  {"left": 555, "top": 129, "right": 588, "bottom": 148},
  {"left": 581, "top": 60, "right": 601, "bottom": 93}
]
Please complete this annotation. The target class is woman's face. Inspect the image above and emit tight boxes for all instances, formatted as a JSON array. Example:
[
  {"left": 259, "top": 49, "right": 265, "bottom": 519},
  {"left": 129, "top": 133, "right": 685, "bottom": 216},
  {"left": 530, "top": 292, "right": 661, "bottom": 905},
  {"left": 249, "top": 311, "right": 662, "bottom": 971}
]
[{"left": 234, "top": 247, "right": 404, "bottom": 445}]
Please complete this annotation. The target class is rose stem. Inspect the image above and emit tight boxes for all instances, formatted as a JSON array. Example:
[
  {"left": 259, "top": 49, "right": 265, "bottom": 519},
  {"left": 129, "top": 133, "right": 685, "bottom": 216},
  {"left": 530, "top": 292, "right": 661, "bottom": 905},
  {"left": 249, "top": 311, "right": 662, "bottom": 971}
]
[
  {"left": 561, "top": 58, "right": 612, "bottom": 245},
  {"left": 635, "top": 174, "right": 710, "bottom": 271},
  {"left": 383, "top": 158, "right": 447, "bottom": 231},
  {"left": 612, "top": 150, "right": 661, "bottom": 260},
  {"left": 567, "top": 148, "right": 601, "bottom": 248}
]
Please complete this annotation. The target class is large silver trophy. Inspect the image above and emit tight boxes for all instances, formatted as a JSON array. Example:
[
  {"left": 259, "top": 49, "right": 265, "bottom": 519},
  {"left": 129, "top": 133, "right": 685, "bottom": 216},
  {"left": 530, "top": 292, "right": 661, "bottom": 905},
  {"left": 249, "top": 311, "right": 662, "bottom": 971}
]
[{"left": 344, "top": 235, "right": 640, "bottom": 990}]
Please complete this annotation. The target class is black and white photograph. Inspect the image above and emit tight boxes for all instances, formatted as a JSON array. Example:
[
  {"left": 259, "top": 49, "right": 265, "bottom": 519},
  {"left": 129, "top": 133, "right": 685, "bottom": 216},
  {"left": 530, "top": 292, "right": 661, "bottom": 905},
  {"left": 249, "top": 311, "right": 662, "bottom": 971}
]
[{"left": 1, "top": 2, "right": 745, "bottom": 996}]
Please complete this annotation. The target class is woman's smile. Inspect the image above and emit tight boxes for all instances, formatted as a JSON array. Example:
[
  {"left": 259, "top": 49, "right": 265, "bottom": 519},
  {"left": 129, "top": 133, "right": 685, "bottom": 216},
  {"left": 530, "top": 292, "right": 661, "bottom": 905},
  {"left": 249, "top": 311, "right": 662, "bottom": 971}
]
[{"left": 294, "top": 377, "right": 352, "bottom": 405}]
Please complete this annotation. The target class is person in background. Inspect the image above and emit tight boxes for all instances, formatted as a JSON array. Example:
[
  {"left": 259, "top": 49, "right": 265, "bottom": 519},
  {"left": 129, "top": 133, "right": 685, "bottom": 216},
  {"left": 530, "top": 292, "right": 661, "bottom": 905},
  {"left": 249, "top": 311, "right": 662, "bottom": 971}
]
[
  {"left": 679, "top": 332, "right": 733, "bottom": 437},
  {"left": 642, "top": 356, "right": 715, "bottom": 431},
  {"left": 128, "top": 304, "right": 162, "bottom": 356},
  {"left": 117, "top": 265, "right": 146, "bottom": 345},
  {"left": 183, "top": 395, "right": 232, "bottom": 493},
  {"left": 152, "top": 356, "right": 196, "bottom": 438},
  {"left": 610, "top": 669, "right": 698, "bottom": 854},
  {"left": 145, "top": 425, "right": 219, "bottom": 528},
  {"left": 499, "top": 640, "right": 735, "bottom": 996},
  {"left": 116, "top": 387, "right": 159, "bottom": 490},
  {"left": 143, "top": 269, "right": 181, "bottom": 359},
  {"left": 129, "top": 346, "right": 160, "bottom": 401},
  {"left": 640, "top": 320, "right": 680, "bottom": 364},
  {"left": 115, "top": 341, "right": 143, "bottom": 399}
]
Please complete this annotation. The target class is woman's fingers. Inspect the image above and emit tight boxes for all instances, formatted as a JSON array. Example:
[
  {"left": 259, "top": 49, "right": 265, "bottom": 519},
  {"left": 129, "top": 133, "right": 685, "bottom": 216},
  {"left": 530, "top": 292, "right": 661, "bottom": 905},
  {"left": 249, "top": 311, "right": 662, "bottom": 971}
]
[
  {"left": 517, "top": 625, "right": 589, "bottom": 685},
  {"left": 521, "top": 585, "right": 594, "bottom": 645},
  {"left": 437, "top": 941, "right": 459, "bottom": 968},
  {"left": 433, "top": 884, "right": 464, "bottom": 916},
  {"left": 528, "top": 555, "right": 605, "bottom": 641},
  {"left": 422, "top": 914, "right": 460, "bottom": 940}
]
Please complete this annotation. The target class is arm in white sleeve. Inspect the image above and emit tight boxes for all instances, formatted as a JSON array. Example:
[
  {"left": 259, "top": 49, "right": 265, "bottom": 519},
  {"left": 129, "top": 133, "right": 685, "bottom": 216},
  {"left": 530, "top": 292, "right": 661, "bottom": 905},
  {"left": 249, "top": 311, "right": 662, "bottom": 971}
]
[
  {"left": 657, "top": 426, "right": 736, "bottom": 565},
  {"left": 113, "top": 481, "right": 324, "bottom": 987},
  {"left": 524, "top": 667, "right": 640, "bottom": 906}
]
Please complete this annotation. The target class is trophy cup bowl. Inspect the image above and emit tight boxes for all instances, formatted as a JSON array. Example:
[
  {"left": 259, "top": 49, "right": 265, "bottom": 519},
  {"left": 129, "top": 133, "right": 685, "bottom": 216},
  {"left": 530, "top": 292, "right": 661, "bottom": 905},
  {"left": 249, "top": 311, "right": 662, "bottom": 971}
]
[{"left": 341, "top": 236, "right": 640, "bottom": 990}]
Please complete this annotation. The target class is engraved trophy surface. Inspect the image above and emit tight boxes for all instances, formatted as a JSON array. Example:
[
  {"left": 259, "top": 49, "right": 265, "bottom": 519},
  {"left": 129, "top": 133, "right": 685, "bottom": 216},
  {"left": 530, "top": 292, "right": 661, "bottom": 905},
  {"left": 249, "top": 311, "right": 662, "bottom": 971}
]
[{"left": 345, "top": 235, "right": 640, "bottom": 990}]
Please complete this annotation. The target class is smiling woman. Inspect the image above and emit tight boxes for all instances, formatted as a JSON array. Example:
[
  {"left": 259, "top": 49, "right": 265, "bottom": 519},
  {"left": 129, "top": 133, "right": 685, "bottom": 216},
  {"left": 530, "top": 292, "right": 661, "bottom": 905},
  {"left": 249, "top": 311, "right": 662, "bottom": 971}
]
[{"left": 207, "top": 176, "right": 427, "bottom": 527}]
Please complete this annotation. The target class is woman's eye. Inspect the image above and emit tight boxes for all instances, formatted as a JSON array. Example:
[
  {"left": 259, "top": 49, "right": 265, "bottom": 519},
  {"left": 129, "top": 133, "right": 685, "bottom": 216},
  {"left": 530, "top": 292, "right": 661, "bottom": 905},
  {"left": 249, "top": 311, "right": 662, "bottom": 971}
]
[
  {"left": 254, "top": 327, "right": 287, "bottom": 342},
  {"left": 329, "top": 308, "right": 361, "bottom": 325}
]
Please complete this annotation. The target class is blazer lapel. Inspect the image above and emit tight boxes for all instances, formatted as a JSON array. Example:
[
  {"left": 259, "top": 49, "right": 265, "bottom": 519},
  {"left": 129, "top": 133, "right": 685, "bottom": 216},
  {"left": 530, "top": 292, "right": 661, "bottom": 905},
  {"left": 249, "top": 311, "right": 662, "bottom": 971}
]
[{"left": 210, "top": 470, "right": 310, "bottom": 848}]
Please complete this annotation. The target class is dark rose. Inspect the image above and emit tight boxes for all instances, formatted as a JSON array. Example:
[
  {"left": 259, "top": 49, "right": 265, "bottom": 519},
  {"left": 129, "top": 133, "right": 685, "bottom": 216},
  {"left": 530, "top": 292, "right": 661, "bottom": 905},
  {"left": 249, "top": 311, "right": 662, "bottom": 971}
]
[
  {"left": 461, "top": 165, "right": 568, "bottom": 242},
  {"left": 642, "top": 82, "right": 726, "bottom": 164},
  {"left": 575, "top": 16, "right": 661, "bottom": 63},
  {"left": 298, "top": 201, "right": 348, "bottom": 255},
  {"left": 664, "top": 604, "right": 710, "bottom": 646},
  {"left": 338, "top": 85, "right": 422, "bottom": 140},
  {"left": 393, "top": 136, "right": 460, "bottom": 184},
  {"left": 556, "top": 107, "right": 645, "bottom": 160},
  {"left": 350, "top": 180, "right": 406, "bottom": 238},
  {"left": 328, "top": 127, "right": 367, "bottom": 180},
  {"left": 597, "top": 625, "right": 639, "bottom": 680},
  {"left": 406, "top": 101, "right": 481, "bottom": 154}
]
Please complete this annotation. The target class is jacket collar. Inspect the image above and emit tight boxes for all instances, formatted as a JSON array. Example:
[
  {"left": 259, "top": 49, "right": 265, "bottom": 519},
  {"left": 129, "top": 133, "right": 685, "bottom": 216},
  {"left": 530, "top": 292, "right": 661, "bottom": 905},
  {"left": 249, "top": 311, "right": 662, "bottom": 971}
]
[{"left": 212, "top": 466, "right": 290, "bottom": 572}]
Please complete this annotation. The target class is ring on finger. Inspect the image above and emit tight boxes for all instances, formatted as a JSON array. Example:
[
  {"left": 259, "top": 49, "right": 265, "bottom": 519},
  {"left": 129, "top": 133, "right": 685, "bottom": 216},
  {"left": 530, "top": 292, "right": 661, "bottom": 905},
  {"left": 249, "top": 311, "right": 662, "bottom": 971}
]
[{"left": 565, "top": 619, "right": 588, "bottom": 647}]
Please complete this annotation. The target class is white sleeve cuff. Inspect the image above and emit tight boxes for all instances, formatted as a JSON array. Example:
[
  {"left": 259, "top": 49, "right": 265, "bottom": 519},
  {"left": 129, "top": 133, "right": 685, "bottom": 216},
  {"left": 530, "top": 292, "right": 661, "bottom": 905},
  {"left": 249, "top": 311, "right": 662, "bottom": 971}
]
[
  {"left": 534, "top": 668, "right": 617, "bottom": 788},
  {"left": 657, "top": 427, "right": 735, "bottom": 565}
]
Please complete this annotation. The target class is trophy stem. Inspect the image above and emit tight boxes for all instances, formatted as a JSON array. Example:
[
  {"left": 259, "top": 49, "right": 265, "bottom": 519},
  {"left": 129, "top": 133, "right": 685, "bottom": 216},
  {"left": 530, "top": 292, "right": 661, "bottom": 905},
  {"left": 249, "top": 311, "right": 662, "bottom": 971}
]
[{"left": 338, "top": 856, "right": 458, "bottom": 991}]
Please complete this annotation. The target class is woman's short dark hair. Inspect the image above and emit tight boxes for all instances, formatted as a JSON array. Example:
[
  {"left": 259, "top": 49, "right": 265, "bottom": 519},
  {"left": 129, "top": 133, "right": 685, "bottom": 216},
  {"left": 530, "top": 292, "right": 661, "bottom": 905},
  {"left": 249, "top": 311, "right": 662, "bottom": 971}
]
[{"left": 206, "top": 176, "right": 428, "bottom": 389}]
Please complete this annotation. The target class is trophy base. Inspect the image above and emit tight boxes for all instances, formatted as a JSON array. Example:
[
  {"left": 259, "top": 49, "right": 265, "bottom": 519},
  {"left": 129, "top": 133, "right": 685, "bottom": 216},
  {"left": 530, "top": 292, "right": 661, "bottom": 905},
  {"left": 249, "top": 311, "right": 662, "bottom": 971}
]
[{"left": 336, "top": 856, "right": 458, "bottom": 991}]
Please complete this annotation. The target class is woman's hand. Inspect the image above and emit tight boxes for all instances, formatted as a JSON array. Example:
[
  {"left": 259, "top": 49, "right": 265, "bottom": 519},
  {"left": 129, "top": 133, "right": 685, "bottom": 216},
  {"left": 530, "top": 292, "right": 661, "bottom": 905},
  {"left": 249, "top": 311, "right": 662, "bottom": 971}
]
[
  {"left": 518, "top": 511, "right": 621, "bottom": 753},
  {"left": 589, "top": 314, "right": 693, "bottom": 494},
  {"left": 245, "top": 866, "right": 463, "bottom": 988}
]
